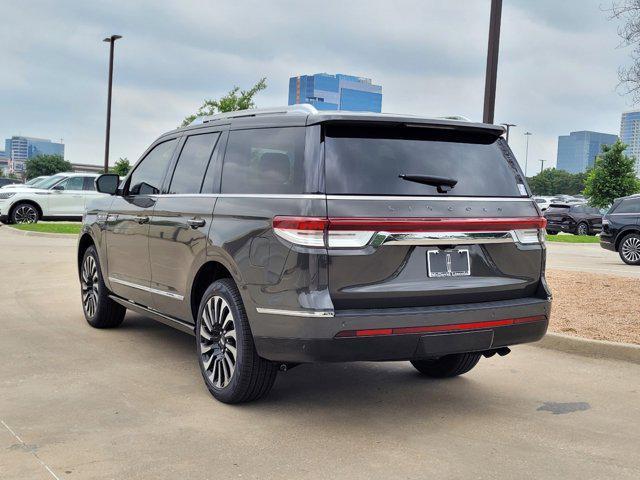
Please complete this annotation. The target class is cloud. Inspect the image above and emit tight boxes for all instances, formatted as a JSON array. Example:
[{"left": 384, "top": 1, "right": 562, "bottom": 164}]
[{"left": 0, "top": 0, "right": 634, "bottom": 175}]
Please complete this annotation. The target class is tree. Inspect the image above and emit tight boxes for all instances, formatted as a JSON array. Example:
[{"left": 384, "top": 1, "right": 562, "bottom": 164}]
[
  {"left": 24, "top": 154, "right": 72, "bottom": 179},
  {"left": 584, "top": 140, "right": 640, "bottom": 207},
  {"left": 181, "top": 78, "right": 267, "bottom": 126},
  {"left": 526, "top": 168, "right": 587, "bottom": 196},
  {"left": 609, "top": 1, "right": 640, "bottom": 102},
  {"left": 109, "top": 157, "right": 131, "bottom": 177}
]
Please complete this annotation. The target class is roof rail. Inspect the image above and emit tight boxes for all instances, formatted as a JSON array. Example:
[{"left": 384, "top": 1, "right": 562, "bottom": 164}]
[
  {"left": 436, "top": 115, "right": 472, "bottom": 122},
  {"left": 190, "top": 104, "right": 318, "bottom": 125}
]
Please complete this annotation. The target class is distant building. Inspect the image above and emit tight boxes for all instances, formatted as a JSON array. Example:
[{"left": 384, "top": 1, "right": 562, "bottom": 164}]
[
  {"left": 288, "top": 73, "right": 382, "bottom": 112},
  {"left": 556, "top": 131, "right": 618, "bottom": 174},
  {"left": 4, "top": 136, "right": 65, "bottom": 173},
  {"left": 620, "top": 109, "right": 640, "bottom": 174},
  {"left": 0, "top": 152, "right": 9, "bottom": 176},
  {"left": 71, "top": 162, "right": 103, "bottom": 173}
]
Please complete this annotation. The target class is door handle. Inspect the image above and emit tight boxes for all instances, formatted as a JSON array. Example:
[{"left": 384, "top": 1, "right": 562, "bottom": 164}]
[
  {"left": 134, "top": 215, "right": 149, "bottom": 224},
  {"left": 187, "top": 218, "right": 206, "bottom": 229}
]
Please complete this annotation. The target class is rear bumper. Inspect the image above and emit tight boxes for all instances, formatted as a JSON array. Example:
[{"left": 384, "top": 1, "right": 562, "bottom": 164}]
[
  {"left": 253, "top": 296, "right": 551, "bottom": 362},
  {"left": 600, "top": 234, "right": 616, "bottom": 251}
]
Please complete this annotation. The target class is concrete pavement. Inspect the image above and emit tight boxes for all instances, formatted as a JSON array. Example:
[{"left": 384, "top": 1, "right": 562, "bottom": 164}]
[
  {"left": 546, "top": 241, "right": 640, "bottom": 278},
  {"left": 1, "top": 227, "right": 640, "bottom": 479}
]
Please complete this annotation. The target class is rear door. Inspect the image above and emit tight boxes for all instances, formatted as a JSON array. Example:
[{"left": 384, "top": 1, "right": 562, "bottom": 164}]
[
  {"left": 322, "top": 123, "right": 543, "bottom": 310},
  {"left": 147, "top": 130, "right": 225, "bottom": 320}
]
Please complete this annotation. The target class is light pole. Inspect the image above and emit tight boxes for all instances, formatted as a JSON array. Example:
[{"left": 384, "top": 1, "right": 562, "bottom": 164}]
[
  {"left": 539, "top": 159, "right": 546, "bottom": 174},
  {"left": 524, "top": 131, "right": 532, "bottom": 176},
  {"left": 103, "top": 34, "right": 122, "bottom": 174},
  {"left": 483, "top": 0, "right": 503, "bottom": 124},
  {"left": 501, "top": 123, "right": 516, "bottom": 143}
]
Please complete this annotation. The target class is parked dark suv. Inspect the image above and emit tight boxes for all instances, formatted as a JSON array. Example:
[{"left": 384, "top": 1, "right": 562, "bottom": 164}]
[
  {"left": 544, "top": 203, "right": 603, "bottom": 236},
  {"left": 600, "top": 195, "right": 640, "bottom": 264},
  {"left": 78, "top": 105, "right": 551, "bottom": 403}
]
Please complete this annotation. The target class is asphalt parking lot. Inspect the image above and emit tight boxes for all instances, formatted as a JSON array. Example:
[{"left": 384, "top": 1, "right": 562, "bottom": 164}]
[{"left": 1, "top": 227, "right": 640, "bottom": 479}]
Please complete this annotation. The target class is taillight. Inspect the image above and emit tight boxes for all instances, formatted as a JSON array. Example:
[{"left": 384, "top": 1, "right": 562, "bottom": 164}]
[
  {"left": 272, "top": 216, "right": 547, "bottom": 248},
  {"left": 271, "top": 217, "right": 327, "bottom": 247}
]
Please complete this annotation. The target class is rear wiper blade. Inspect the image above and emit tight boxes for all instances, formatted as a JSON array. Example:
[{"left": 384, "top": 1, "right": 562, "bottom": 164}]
[{"left": 398, "top": 174, "right": 458, "bottom": 193}]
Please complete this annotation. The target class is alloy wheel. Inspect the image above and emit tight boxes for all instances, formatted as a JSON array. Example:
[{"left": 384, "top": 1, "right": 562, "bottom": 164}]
[
  {"left": 81, "top": 255, "right": 99, "bottom": 317},
  {"left": 577, "top": 223, "right": 588, "bottom": 235},
  {"left": 200, "top": 296, "right": 237, "bottom": 388},
  {"left": 13, "top": 205, "right": 38, "bottom": 223},
  {"left": 622, "top": 237, "right": 640, "bottom": 263}
]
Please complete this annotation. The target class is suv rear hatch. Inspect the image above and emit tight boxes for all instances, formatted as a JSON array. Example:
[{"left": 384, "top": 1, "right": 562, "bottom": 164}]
[{"left": 319, "top": 122, "right": 544, "bottom": 310}]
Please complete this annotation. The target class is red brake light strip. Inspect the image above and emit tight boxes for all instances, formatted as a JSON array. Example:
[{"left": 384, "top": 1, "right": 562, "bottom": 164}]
[{"left": 334, "top": 315, "right": 547, "bottom": 338}]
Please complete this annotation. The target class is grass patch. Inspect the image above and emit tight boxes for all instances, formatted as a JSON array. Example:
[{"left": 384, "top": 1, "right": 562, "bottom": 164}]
[
  {"left": 546, "top": 234, "right": 600, "bottom": 243},
  {"left": 9, "top": 222, "right": 82, "bottom": 235}
]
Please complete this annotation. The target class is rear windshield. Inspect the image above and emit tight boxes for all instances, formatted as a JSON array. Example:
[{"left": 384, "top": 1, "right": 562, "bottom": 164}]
[{"left": 324, "top": 125, "right": 525, "bottom": 197}]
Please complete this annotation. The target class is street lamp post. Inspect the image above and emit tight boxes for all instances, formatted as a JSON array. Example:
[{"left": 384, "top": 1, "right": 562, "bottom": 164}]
[
  {"left": 501, "top": 123, "right": 516, "bottom": 143},
  {"left": 524, "top": 131, "right": 532, "bottom": 177},
  {"left": 482, "top": 0, "right": 503, "bottom": 124},
  {"left": 103, "top": 34, "right": 122, "bottom": 174},
  {"left": 539, "top": 159, "right": 546, "bottom": 174}
]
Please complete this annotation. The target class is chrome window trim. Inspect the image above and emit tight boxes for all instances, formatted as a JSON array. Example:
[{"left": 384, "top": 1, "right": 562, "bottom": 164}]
[
  {"left": 108, "top": 277, "right": 184, "bottom": 301},
  {"left": 143, "top": 193, "right": 533, "bottom": 202},
  {"left": 148, "top": 193, "right": 325, "bottom": 199},
  {"left": 256, "top": 307, "right": 335, "bottom": 318},
  {"left": 326, "top": 195, "right": 533, "bottom": 202}
]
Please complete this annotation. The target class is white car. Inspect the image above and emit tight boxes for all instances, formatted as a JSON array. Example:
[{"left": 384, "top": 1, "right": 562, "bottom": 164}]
[
  {"left": 0, "top": 176, "right": 50, "bottom": 190},
  {"left": 533, "top": 197, "right": 552, "bottom": 211},
  {"left": 0, "top": 172, "right": 105, "bottom": 224}
]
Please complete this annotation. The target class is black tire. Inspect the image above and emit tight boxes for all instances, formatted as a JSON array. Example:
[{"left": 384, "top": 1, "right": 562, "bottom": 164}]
[
  {"left": 411, "top": 352, "right": 482, "bottom": 378},
  {"left": 618, "top": 233, "right": 640, "bottom": 265},
  {"left": 575, "top": 222, "right": 590, "bottom": 236},
  {"left": 196, "top": 278, "right": 277, "bottom": 404},
  {"left": 10, "top": 202, "right": 40, "bottom": 224},
  {"left": 546, "top": 229, "right": 558, "bottom": 235},
  {"left": 80, "top": 246, "right": 126, "bottom": 328}
]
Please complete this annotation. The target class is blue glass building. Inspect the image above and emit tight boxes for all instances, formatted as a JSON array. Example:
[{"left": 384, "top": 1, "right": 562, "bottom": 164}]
[
  {"left": 288, "top": 73, "right": 382, "bottom": 112},
  {"left": 556, "top": 131, "right": 618, "bottom": 174},
  {"left": 4, "top": 136, "right": 65, "bottom": 173},
  {"left": 620, "top": 109, "right": 640, "bottom": 174}
]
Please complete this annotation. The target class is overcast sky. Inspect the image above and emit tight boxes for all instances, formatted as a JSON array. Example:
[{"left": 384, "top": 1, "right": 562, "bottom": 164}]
[{"left": 0, "top": 0, "right": 635, "bottom": 175}]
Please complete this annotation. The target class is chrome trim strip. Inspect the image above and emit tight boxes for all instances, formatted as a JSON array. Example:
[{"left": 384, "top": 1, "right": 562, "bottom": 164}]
[
  {"left": 108, "top": 277, "right": 184, "bottom": 301},
  {"left": 149, "top": 193, "right": 325, "bottom": 199},
  {"left": 372, "top": 231, "right": 515, "bottom": 246},
  {"left": 326, "top": 195, "right": 533, "bottom": 202},
  {"left": 256, "top": 307, "right": 335, "bottom": 318},
  {"left": 108, "top": 295, "right": 194, "bottom": 335}
]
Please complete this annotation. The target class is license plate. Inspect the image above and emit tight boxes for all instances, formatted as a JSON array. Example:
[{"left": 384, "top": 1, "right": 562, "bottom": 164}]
[{"left": 427, "top": 249, "right": 471, "bottom": 277}]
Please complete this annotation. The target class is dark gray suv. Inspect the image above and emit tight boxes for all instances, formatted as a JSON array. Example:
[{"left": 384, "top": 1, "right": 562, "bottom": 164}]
[{"left": 78, "top": 105, "right": 551, "bottom": 403}]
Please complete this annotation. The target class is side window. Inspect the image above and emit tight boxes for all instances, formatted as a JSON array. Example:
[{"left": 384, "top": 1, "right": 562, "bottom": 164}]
[
  {"left": 615, "top": 198, "right": 640, "bottom": 214},
  {"left": 221, "top": 127, "right": 307, "bottom": 194},
  {"left": 571, "top": 206, "right": 584, "bottom": 214},
  {"left": 128, "top": 139, "right": 177, "bottom": 195},
  {"left": 57, "top": 176, "right": 84, "bottom": 191},
  {"left": 83, "top": 177, "right": 96, "bottom": 191},
  {"left": 168, "top": 133, "right": 220, "bottom": 194}
]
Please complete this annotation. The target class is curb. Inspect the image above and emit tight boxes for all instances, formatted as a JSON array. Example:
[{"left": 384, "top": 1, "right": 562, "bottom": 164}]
[
  {"left": 534, "top": 332, "right": 640, "bottom": 364},
  {"left": 0, "top": 225, "right": 78, "bottom": 239}
]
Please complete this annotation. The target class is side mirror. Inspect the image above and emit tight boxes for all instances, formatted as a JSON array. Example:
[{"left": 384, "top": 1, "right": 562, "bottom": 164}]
[
  {"left": 52, "top": 185, "right": 65, "bottom": 191},
  {"left": 95, "top": 174, "right": 120, "bottom": 195}
]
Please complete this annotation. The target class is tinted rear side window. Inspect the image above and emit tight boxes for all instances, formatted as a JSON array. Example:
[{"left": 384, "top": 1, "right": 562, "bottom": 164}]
[
  {"left": 221, "top": 127, "right": 309, "bottom": 194},
  {"left": 324, "top": 125, "right": 524, "bottom": 197},
  {"left": 168, "top": 133, "right": 220, "bottom": 194},
  {"left": 614, "top": 198, "right": 640, "bottom": 213}
]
